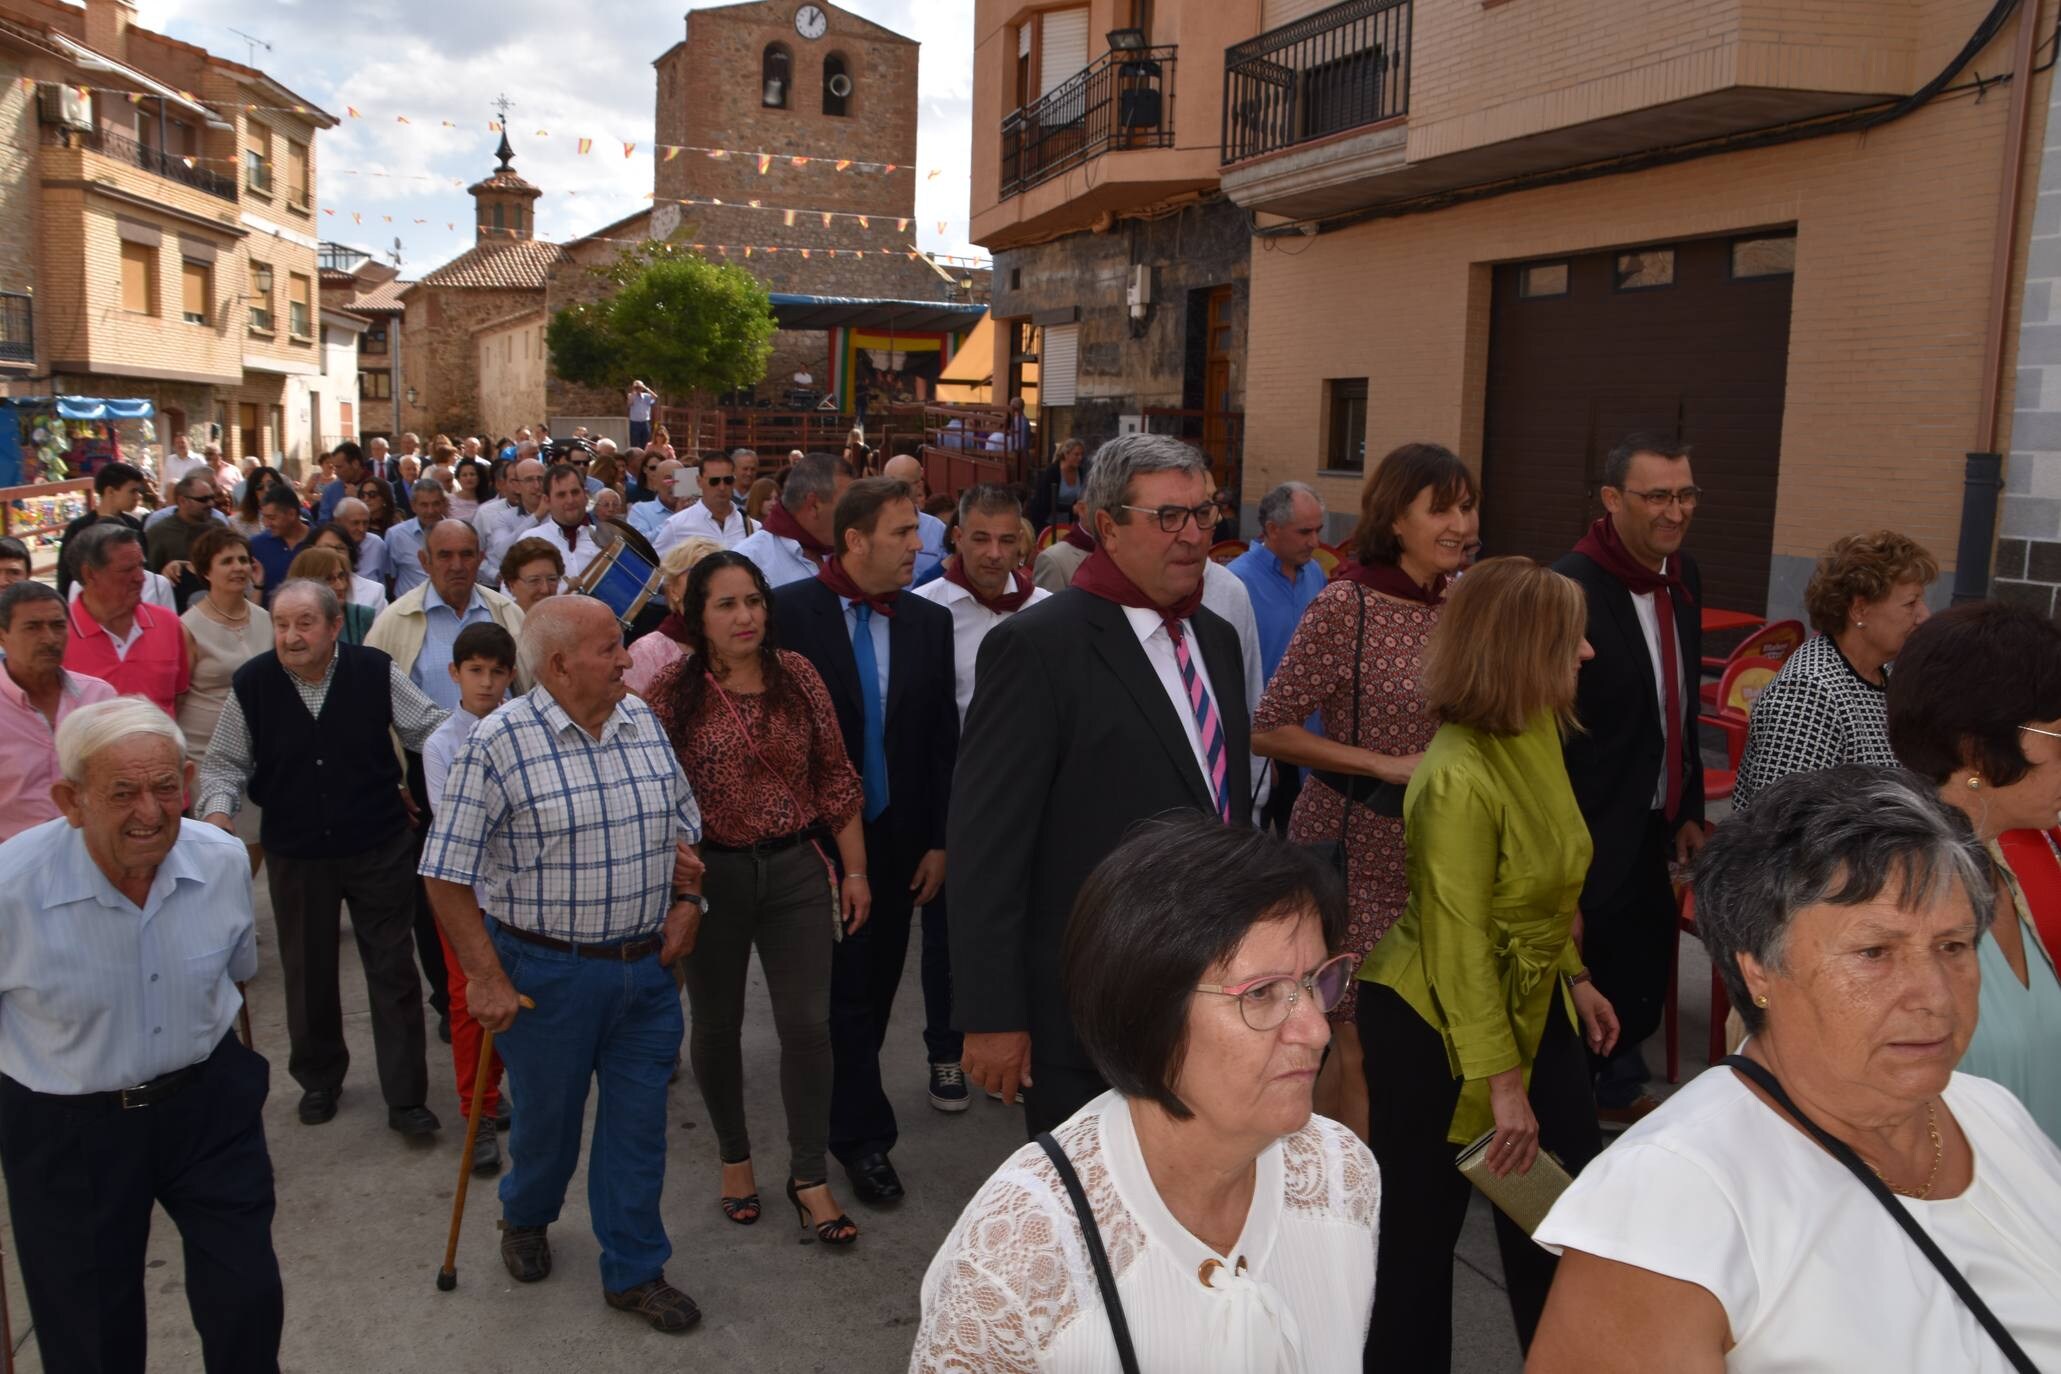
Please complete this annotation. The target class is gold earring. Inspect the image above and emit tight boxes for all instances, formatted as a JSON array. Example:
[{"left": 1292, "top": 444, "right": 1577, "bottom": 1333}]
[
  {"left": 1855, "top": 620, "right": 1866, "bottom": 628},
  {"left": 1968, "top": 776, "right": 1982, "bottom": 791},
  {"left": 1754, "top": 994, "right": 1769, "bottom": 1009}
]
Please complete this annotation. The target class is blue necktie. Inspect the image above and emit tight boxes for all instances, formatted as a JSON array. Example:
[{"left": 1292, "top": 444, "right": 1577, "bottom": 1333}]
[{"left": 851, "top": 603, "right": 890, "bottom": 822}]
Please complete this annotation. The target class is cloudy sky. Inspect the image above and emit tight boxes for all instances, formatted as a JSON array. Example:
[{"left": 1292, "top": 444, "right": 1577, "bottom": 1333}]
[{"left": 142, "top": 0, "right": 979, "bottom": 273}]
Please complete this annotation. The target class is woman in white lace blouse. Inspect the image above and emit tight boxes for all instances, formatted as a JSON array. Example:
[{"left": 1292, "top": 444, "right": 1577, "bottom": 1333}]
[{"left": 911, "top": 817, "right": 1379, "bottom": 1374}]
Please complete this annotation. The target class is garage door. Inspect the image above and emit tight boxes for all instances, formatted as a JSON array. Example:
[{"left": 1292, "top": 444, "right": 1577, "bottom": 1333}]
[{"left": 1479, "top": 233, "right": 1795, "bottom": 612}]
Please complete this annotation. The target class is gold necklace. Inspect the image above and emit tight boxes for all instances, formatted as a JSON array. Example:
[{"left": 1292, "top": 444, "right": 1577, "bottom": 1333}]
[
  {"left": 201, "top": 595, "right": 251, "bottom": 626},
  {"left": 1865, "top": 1099, "right": 1943, "bottom": 1199}
]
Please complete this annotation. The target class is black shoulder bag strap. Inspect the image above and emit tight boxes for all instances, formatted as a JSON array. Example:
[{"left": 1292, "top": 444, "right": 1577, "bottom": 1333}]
[
  {"left": 1035, "top": 1131, "right": 1142, "bottom": 1374},
  {"left": 1721, "top": 1055, "right": 2038, "bottom": 1374}
]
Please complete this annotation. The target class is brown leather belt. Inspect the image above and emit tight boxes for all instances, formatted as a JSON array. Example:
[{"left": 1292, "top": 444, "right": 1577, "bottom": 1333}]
[{"left": 496, "top": 923, "right": 663, "bottom": 962}]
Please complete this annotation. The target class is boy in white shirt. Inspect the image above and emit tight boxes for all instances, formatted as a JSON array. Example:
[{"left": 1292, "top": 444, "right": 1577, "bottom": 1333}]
[{"left": 420, "top": 621, "right": 517, "bottom": 1176}]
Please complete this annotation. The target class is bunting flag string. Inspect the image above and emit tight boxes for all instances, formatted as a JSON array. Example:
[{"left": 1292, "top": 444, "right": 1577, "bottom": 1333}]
[{"left": 28, "top": 80, "right": 958, "bottom": 184}]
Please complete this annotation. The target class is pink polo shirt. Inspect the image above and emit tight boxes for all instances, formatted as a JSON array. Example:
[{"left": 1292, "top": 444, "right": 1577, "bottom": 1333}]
[
  {"left": 0, "top": 667, "right": 117, "bottom": 841},
  {"left": 63, "top": 598, "right": 190, "bottom": 716}
]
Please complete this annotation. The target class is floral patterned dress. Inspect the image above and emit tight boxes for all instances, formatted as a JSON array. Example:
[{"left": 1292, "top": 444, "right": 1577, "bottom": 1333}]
[{"left": 1254, "top": 581, "right": 1442, "bottom": 1019}]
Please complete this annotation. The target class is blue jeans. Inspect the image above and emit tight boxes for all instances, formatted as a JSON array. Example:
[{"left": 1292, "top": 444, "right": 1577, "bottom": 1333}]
[{"left": 488, "top": 924, "right": 683, "bottom": 1292}]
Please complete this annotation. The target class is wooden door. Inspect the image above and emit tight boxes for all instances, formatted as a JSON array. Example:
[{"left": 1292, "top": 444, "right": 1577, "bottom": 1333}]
[{"left": 1203, "top": 285, "right": 1234, "bottom": 487}]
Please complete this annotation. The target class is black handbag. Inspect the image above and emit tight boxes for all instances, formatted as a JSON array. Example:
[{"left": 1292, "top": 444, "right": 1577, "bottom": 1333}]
[
  {"left": 1036, "top": 1131, "right": 1142, "bottom": 1374},
  {"left": 1722, "top": 1055, "right": 2038, "bottom": 1374}
]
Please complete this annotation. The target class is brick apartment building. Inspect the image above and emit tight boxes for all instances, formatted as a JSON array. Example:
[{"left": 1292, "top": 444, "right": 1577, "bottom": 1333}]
[
  {"left": 973, "top": 0, "right": 2061, "bottom": 620},
  {"left": 401, "top": 1, "right": 975, "bottom": 440},
  {"left": 0, "top": 0, "right": 337, "bottom": 473},
  {"left": 319, "top": 241, "right": 407, "bottom": 442}
]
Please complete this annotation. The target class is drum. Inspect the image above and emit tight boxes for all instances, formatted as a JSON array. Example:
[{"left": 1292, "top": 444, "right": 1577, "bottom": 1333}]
[{"left": 575, "top": 537, "right": 662, "bottom": 627}]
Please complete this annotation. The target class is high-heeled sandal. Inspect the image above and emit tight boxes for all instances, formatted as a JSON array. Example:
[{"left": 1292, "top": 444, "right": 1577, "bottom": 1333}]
[
  {"left": 787, "top": 1178, "right": 858, "bottom": 1245},
  {"left": 720, "top": 1161, "right": 760, "bottom": 1225}
]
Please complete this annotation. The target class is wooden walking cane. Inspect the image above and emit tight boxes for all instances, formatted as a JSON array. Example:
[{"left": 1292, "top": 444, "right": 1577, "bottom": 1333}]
[
  {"left": 436, "top": 995, "right": 533, "bottom": 1292},
  {"left": 236, "top": 982, "right": 253, "bottom": 1051},
  {"left": 2, "top": 1230, "right": 14, "bottom": 1374}
]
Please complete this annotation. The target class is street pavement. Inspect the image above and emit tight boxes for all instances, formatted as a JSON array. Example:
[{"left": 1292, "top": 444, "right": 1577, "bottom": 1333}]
[{"left": 0, "top": 877, "right": 1720, "bottom": 1372}]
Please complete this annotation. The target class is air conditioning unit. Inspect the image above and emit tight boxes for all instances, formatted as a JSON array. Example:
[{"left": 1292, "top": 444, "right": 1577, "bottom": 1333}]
[
  {"left": 37, "top": 84, "right": 93, "bottom": 132},
  {"left": 827, "top": 72, "right": 853, "bottom": 99}
]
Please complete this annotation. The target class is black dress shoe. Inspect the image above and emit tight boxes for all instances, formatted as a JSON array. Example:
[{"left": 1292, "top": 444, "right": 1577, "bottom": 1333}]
[
  {"left": 845, "top": 1152, "right": 904, "bottom": 1205},
  {"left": 470, "top": 1119, "right": 502, "bottom": 1175},
  {"left": 498, "top": 1222, "right": 551, "bottom": 1283},
  {"left": 387, "top": 1104, "right": 441, "bottom": 1136},
  {"left": 298, "top": 1089, "right": 339, "bottom": 1125}
]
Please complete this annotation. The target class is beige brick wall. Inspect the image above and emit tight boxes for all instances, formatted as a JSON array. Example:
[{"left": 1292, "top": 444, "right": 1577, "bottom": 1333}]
[
  {"left": 476, "top": 312, "right": 547, "bottom": 442},
  {"left": 1241, "top": 63, "right": 2045, "bottom": 586},
  {"left": 0, "top": 53, "right": 37, "bottom": 371}
]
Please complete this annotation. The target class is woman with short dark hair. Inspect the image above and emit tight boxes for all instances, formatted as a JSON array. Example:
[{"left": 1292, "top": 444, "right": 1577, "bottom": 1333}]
[
  {"left": 1252, "top": 442, "right": 1480, "bottom": 1140},
  {"left": 1732, "top": 530, "right": 1938, "bottom": 813},
  {"left": 1531, "top": 766, "right": 2061, "bottom": 1373},
  {"left": 1885, "top": 601, "right": 2061, "bottom": 1141},
  {"left": 1356, "top": 556, "right": 1617, "bottom": 1372},
  {"left": 912, "top": 816, "right": 1378, "bottom": 1373},
  {"left": 178, "top": 525, "right": 269, "bottom": 871}
]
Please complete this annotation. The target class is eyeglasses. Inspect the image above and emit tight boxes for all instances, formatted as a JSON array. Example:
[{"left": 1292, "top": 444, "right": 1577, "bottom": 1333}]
[
  {"left": 1120, "top": 502, "right": 1218, "bottom": 534},
  {"left": 2019, "top": 724, "right": 2061, "bottom": 741},
  {"left": 1196, "top": 953, "right": 1357, "bottom": 1031},
  {"left": 510, "top": 571, "right": 559, "bottom": 591},
  {"left": 704, "top": 475, "right": 737, "bottom": 486},
  {"left": 1620, "top": 486, "right": 1703, "bottom": 511}
]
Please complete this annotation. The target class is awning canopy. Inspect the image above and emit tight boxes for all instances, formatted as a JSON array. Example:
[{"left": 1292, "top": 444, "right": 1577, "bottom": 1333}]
[
  {"left": 48, "top": 33, "right": 233, "bottom": 129},
  {"left": 1, "top": 395, "right": 158, "bottom": 421},
  {"left": 767, "top": 294, "right": 987, "bottom": 335},
  {"left": 935, "top": 311, "right": 1038, "bottom": 413}
]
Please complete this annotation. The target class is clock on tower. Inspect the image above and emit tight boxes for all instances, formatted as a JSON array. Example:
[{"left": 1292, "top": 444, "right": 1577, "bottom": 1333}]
[{"left": 795, "top": 5, "right": 828, "bottom": 40}]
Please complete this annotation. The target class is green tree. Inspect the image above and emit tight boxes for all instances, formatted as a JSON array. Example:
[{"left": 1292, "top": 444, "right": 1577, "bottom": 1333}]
[{"left": 547, "top": 248, "right": 776, "bottom": 401}]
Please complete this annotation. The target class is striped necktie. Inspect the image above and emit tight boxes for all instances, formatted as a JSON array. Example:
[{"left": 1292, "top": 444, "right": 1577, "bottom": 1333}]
[{"left": 1166, "top": 618, "right": 1230, "bottom": 822}]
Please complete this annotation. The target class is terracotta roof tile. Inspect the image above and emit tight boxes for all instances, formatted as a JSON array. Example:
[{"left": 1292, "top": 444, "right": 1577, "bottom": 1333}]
[{"left": 414, "top": 239, "right": 565, "bottom": 291}]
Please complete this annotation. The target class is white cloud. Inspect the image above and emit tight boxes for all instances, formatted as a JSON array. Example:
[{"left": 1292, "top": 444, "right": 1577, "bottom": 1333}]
[{"left": 141, "top": 0, "right": 979, "bottom": 272}]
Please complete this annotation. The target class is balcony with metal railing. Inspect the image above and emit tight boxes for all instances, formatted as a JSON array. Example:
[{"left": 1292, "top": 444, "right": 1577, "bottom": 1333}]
[
  {"left": 0, "top": 292, "right": 32, "bottom": 367},
  {"left": 1000, "top": 46, "right": 1177, "bottom": 200},
  {"left": 38, "top": 122, "right": 238, "bottom": 203},
  {"left": 1222, "top": 0, "right": 1410, "bottom": 165}
]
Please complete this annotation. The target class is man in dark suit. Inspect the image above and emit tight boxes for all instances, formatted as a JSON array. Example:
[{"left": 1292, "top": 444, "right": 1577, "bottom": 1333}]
[
  {"left": 949, "top": 434, "right": 1252, "bottom": 1137},
  {"left": 772, "top": 477, "right": 957, "bottom": 1205},
  {"left": 1553, "top": 432, "right": 1705, "bottom": 1122}
]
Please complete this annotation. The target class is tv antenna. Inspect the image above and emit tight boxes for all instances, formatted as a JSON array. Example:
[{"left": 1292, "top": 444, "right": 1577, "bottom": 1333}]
[
  {"left": 226, "top": 26, "right": 272, "bottom": 67},
  {"left": 389, "top": 236, "right": 404, "bottom": 269}
]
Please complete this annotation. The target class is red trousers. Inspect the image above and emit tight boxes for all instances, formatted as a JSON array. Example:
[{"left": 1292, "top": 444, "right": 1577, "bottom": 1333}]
[{"left": 435, "top": 923, "right": 504, "bottom": 1119}]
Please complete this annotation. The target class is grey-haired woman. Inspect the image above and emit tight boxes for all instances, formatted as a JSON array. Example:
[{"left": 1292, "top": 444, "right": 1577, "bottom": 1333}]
[{"left": 1529, "top": 767, "right": 2061, "bottom": 1373}]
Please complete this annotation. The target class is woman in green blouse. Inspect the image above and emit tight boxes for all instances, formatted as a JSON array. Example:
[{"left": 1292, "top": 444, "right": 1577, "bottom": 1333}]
[{"left": 1358, "top": 556, "right": 1621, "bottom": 1373}]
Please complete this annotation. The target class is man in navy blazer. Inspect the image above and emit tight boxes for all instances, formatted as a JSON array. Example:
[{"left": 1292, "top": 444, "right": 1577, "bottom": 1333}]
[{"left": 772, "top": 477, "right": 957, "bottom": 1206}]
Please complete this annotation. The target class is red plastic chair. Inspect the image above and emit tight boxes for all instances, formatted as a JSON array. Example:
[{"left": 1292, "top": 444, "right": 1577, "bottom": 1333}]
[
  {"left": 1700, "top": 620, "right": 1803, "bottom": 709},
  {"left": 1037, "top": 523, "right": 1070, "bottom": 552},
  {"left": 1312, "top": 545, "right": 1341, "bottom": 578},
  {"left": 1665, "top": 885, "right": 1732, "bottom": 1083},
  {"left": 1697, "top": 655, "right": 1783, "bottom": 803},
  {"left": 1209, "top": 539, "right": 1248, "bottom": 565}
]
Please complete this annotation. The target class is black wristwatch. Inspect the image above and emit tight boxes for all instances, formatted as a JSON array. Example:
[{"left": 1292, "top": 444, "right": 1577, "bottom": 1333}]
[{"left": 672, "top": 890, "right": 709, "bottom": 914}]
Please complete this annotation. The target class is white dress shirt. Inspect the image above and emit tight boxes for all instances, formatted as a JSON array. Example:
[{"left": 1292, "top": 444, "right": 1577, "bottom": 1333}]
[
  {"left": 657, "top": 501, "right": 755, "bottom": 554},
  {"left": 531, "top": 517, "right": 602, "bottom": 586},
  {"left": 1201, "top": 561, "right": 1270, "bottom": 819},
  {"left": 912, "top": 575, "right": 1052, "bottom": 726},
  {"left": 1123, "top": 603, "right": 1225, "bottom": 805},
  {"left": 629, "top": 497, "right": 685, "bottom": 544},
  {"left": 349, "top": 575, "right": 388, "bottom": 612},
  {"left": 479, "top": 500, "right": 540, "bottom": 584},
  {"left": 356, "top": 529, "right": 390, "bottom": 584},
  {"left": 0, "top": 817, "right": 257, "bottom": 1094},
  {"left": 734, "top": 526, "right": 822, "bottom": 588}
]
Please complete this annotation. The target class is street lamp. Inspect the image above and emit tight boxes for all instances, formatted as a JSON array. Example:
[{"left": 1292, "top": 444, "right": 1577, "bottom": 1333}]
[
  {"left": 406, "top": 386, "right": 418, "bottom": 406},
  {"left": 1107, "top": 27, "right": 1147, "bottom": 52}
]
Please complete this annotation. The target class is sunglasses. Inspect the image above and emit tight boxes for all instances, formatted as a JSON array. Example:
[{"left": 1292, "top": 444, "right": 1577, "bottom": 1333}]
[
  {"left": 1196, "top": 952, "right": 1356, "bottom": 1031},
  {"left": 704, "top": 475, "right": 737, "bottom": 486}
]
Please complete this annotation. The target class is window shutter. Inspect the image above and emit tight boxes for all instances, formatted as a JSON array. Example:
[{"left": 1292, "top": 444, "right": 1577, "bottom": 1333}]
[
  {"left": 181, "top": 260, "right": 207, "bottom": 320},
  {"left": 1042, "top": 323, "right": 1079, "bottom": 406},
  {"left": 1038, "top": 8, "right": 1090, "bottom": 99}
]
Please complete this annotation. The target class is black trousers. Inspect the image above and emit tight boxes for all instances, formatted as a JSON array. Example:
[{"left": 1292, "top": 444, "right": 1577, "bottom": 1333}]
[
  {"left": 919, "top": 893, "right": 961, "bottom": 1066},
  {"left": 405, "top": 750, "right": 450, "bottom": 1018},
  {"left": 826, "top": 816, "right": 924, "bottom": 1166},
  {"left": 1262, "top": 762, "right": 1304, "bottom": 836},
  {"left": 0, "top": 1035, "right": 283, "bottom": 1374},
  {"left": 1359, "top": 982, "right": 1601, "bottom": 1374},
  {"left": 1021, "top": 1058, "right": 1107, "bottom": 1138},
  {"left": 264, "top": 826, "right": 429, "bottom": 1106},
  {"left": 1583, "top": 811, "right": 1676, "bottom": 1103}
]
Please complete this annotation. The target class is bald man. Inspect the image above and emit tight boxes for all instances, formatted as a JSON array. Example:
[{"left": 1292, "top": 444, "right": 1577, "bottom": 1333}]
[
  {"left": 881, "top": 455, "right": 947, "bottom": 586},
  {"left": 481, "top": 455, "right": 546, "bottom": 588}
]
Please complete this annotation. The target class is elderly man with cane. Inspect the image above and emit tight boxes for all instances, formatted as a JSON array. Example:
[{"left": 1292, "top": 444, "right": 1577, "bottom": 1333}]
[
  {"left": 421, "top": 596, "right": 708, "bottom": 1333},
  {"left": 0, "top": 698, "right": 282, "bottom": 1373}
]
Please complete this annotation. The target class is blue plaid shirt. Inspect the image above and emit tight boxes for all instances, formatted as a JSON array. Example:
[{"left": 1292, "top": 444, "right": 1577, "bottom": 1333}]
[{"left": 417, "top": 685, "right": 701, "bottom": 942}]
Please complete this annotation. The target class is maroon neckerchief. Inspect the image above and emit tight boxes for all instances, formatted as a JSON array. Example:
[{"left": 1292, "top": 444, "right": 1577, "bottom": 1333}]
[
  {"left": 763, "top": 502, "right": 833, "bottom": 567},
  {"left": 551, "top": 519, "right": 585, "bottom": 552},
  {"left": 944, "top": 556, "right": 1034, "bottom": 615},
  {"left": 817, "top": 556, "right": 899, "bottom": 618},
  {"left": 1335, "top": 558, "right": 1446, "bottom": 605},
  {"left": 656, "top": 612, "right": 692, "bottom": 645},
  {"left": 1573, "top": 515, "right": 1694, "bottom": 816},
  {"left": 1061, "top": 523, "right": 1096, "bottom": 553},
  {"left": 1070, "top": 545, "right": 1203, "bottom": 628},
  {"left": 1572, "top": 515, "right": 1696, "bottom": 607}
]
